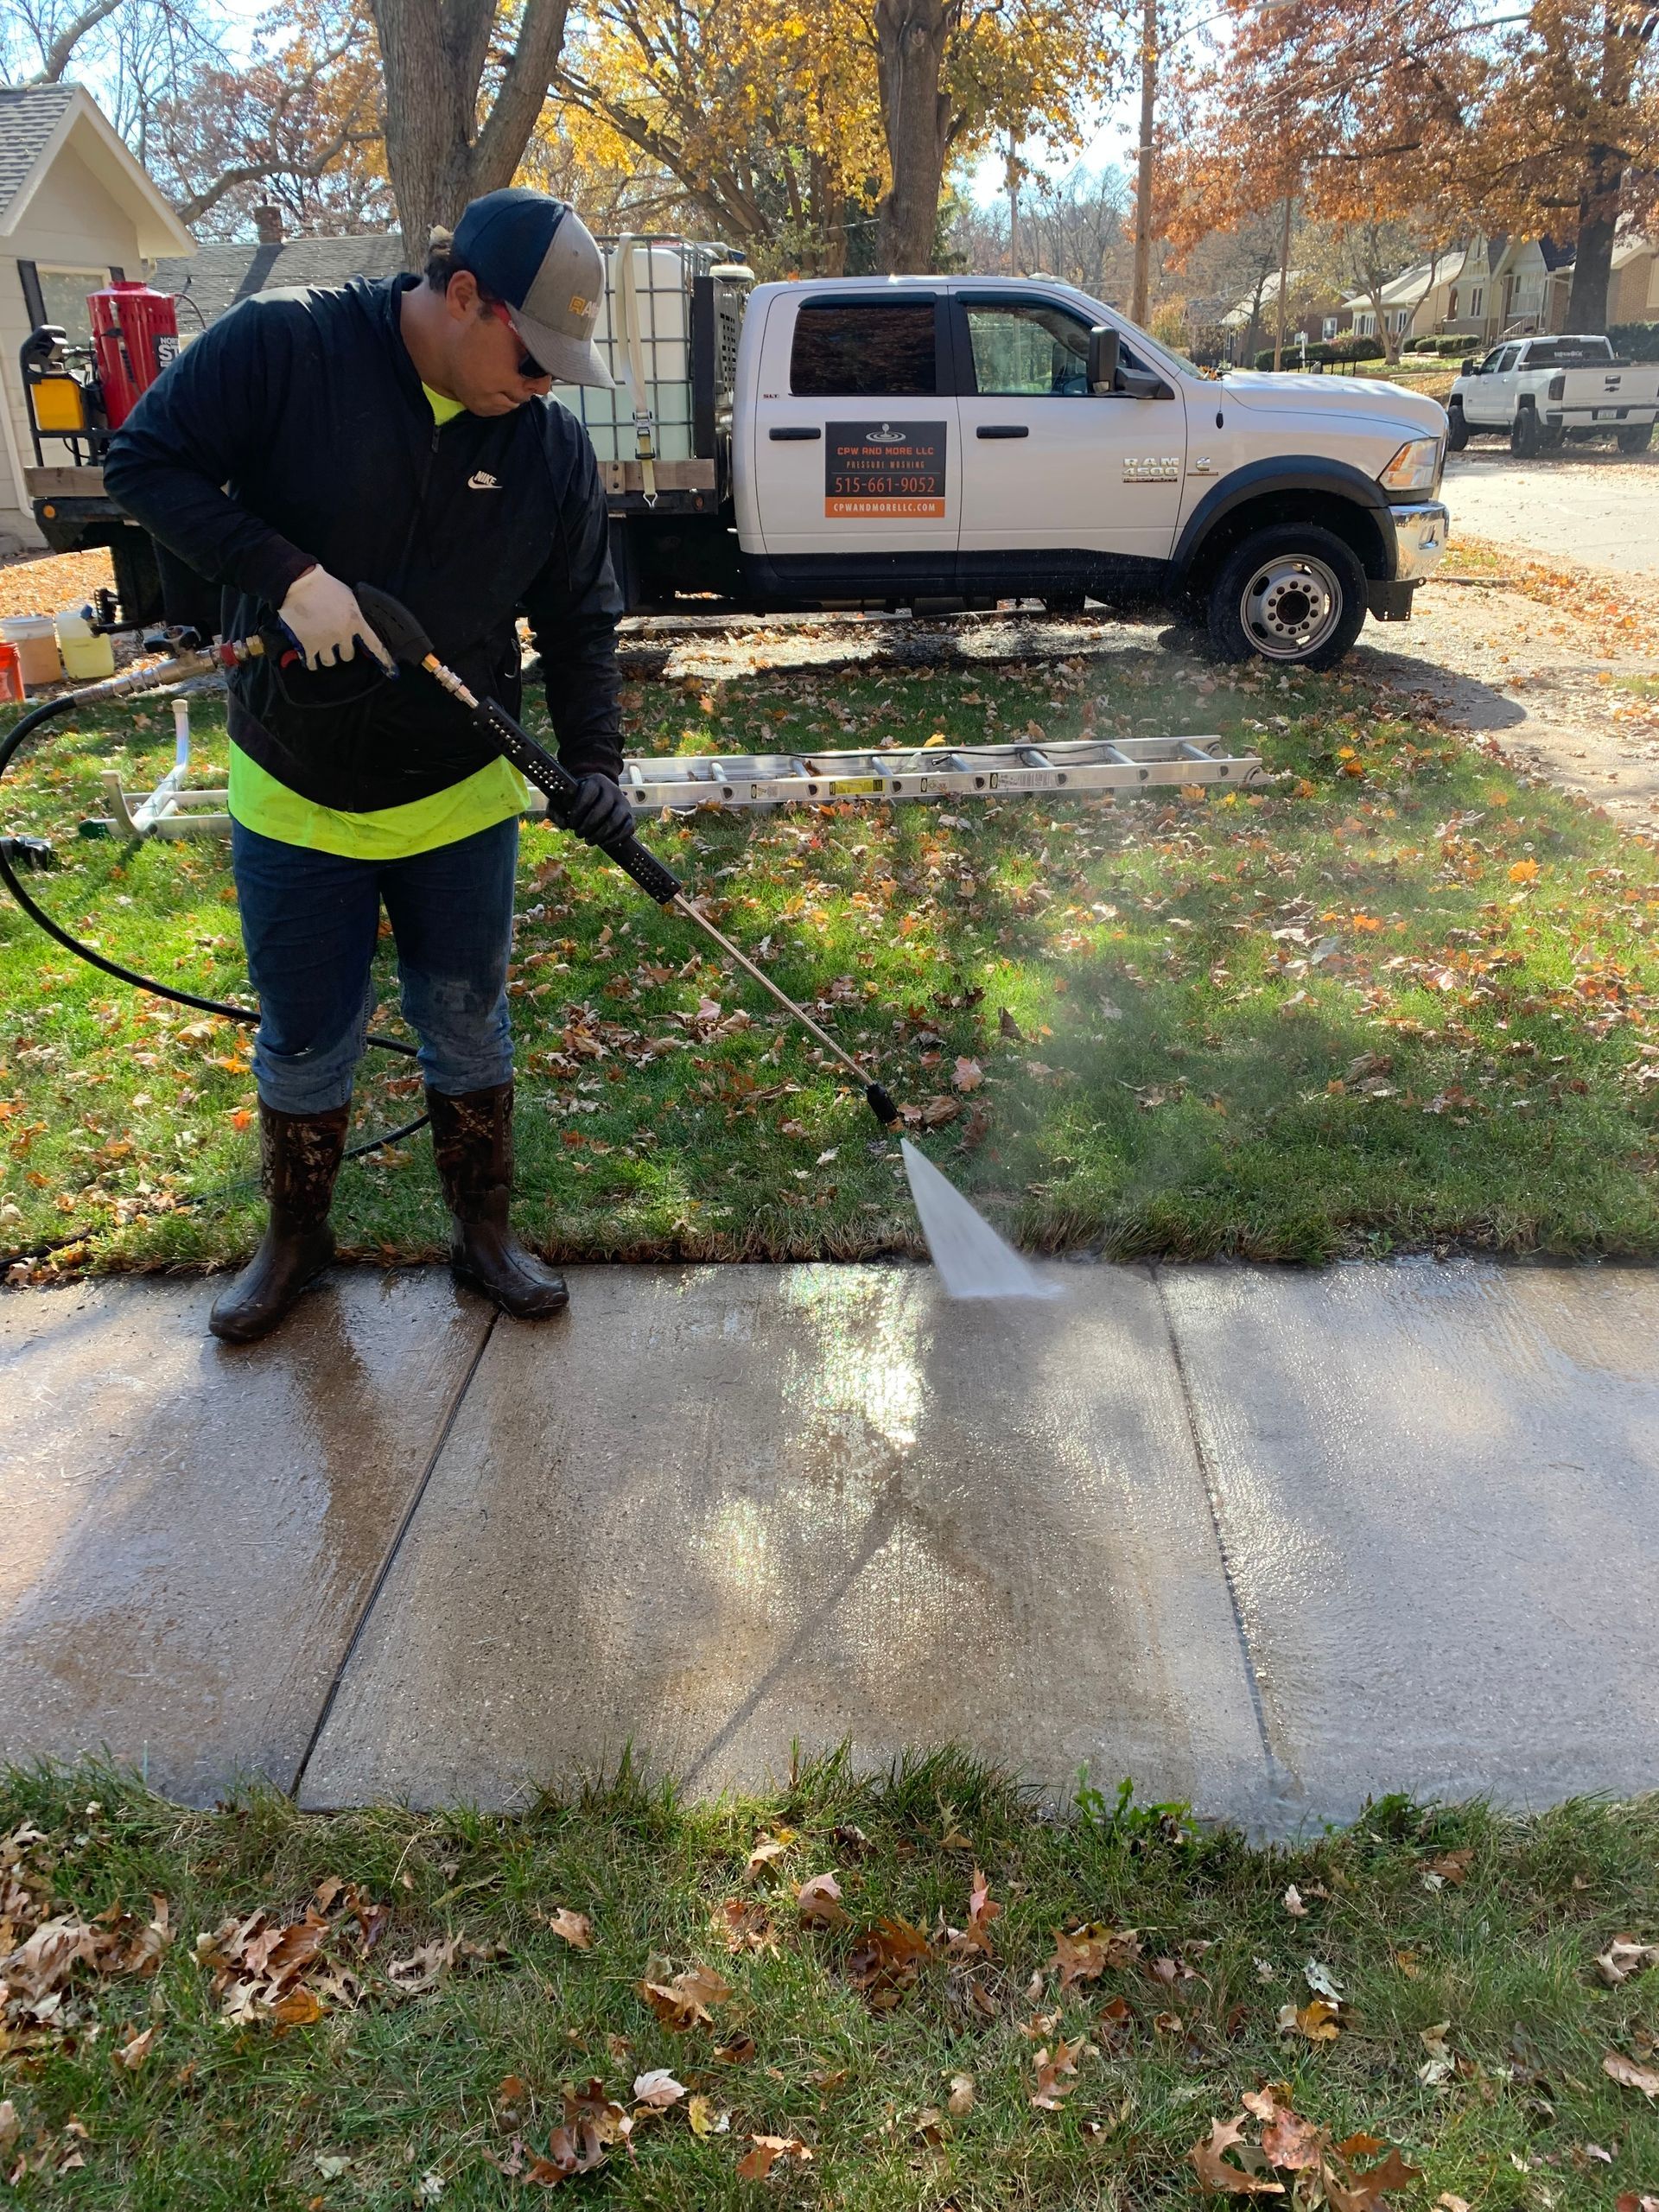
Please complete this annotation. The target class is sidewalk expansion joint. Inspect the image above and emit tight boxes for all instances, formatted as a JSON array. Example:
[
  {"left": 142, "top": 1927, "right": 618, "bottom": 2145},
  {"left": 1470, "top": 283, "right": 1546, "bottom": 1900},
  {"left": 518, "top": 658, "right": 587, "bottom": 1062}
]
[
  {"left": 1149, "top": 1266, "right": 1298, "bottom": 1813},
  {"left": 289, "top": 1303, "right": 499, "bottom": 1798}
]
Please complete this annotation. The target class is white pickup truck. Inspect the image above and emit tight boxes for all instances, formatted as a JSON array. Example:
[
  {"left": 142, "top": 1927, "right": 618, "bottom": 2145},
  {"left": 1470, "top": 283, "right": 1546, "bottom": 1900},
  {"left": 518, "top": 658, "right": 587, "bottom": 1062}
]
[
  {"left": 31, "top": 245, "right": 1452, "bottom": 671},
  {"left": 1447, "top": 334, "right": 1659, "bottom": 457},
  {"left": 567, "top": 257, "right": 1450, "bottom": 671}
]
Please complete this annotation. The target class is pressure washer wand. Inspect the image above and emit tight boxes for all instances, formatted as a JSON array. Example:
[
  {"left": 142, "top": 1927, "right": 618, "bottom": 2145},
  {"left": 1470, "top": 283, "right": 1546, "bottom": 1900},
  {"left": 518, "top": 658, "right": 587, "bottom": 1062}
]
[{"left": 351, "top": 585, "right": 902, "bottom": 1132}]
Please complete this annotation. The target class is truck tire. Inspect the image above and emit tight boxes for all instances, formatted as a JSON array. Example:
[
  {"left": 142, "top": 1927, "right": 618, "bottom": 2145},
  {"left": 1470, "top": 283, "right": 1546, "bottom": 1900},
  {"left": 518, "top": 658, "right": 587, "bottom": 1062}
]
[
  {"left": 1446, "top": 401, "right": 1469, "bottom": 452},
  {"left": 1510, "top": 406, "right": 1541, "bottom": 458},
  {"left": 1617, "top": 422, "right": 1653, "bottom": 454},
  {"left": 1205, "top": 524, "right": 1368, "bottom": 671}
]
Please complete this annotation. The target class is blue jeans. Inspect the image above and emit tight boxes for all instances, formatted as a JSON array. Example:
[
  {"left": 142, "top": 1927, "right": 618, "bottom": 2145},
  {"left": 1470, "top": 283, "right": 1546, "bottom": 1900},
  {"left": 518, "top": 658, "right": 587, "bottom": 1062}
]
[{"left": 232, "top": 817, "right": 518, "bottom": 1115}]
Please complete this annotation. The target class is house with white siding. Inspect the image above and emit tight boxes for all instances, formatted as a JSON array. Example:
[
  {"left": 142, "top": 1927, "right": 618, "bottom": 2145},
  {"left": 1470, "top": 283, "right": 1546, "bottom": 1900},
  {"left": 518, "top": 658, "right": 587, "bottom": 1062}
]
[{"left": 0, "top": 83, "right": 193, "bottom": 552}]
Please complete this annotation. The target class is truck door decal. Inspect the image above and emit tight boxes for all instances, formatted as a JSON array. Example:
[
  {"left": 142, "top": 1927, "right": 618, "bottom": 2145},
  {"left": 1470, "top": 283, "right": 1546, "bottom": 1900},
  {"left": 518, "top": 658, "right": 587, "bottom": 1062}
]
[{"left": 825, "top": 421, "right": 947, "bottom": 518}]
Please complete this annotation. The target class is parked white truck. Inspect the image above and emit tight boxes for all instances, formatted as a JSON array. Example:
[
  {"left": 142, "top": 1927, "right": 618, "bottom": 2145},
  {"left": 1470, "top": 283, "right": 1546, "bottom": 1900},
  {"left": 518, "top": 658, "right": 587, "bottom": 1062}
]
[
  {"left": 558, "top": 249, "right": 1450, "bottom": 671},
  {"left": 1446, "top": 334, "right": 1659, "bottom": 457},
  {"left": 29, "top": 239, "right": 1452, "bottom": 671}
]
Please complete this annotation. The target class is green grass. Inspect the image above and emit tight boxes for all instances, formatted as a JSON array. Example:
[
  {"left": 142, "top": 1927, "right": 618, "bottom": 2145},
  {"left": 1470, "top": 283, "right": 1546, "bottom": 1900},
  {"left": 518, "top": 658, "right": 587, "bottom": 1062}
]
[
  {"left": 3, "top": 641, "right": 1659, "bottom": 1276},
  {"left": 2, "top": 1758, "right": 1657, "bottom": 2207}
]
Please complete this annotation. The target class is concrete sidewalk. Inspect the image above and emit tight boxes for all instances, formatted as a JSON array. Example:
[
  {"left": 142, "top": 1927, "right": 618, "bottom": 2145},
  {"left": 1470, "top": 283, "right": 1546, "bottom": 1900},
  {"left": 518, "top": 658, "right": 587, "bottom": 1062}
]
[{"left": 3, "top": 1258, "right": 1656, "bottom": 1834}]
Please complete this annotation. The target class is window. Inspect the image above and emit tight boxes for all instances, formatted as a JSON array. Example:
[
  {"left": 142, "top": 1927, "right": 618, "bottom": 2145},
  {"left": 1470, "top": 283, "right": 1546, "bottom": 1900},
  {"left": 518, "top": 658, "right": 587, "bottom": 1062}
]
[
  {"left": 963, "top": 300, "right": 1095, "bottom": 396},
  {"left": 1525, "top": 337, "right": 1612, "bottom": 366},
  {"left": 1389, "top": 308, "right": 1409, "bottom": 335},
  {"left": 1468, "top": 285, "right": 1484, "bottom": 318},
  {"left": 1322, "top": 316, "right": 1338, "bottom": 340},
  {"left": 27, "top": 266, "right": 110, "bottom": 346},
  {"left": 791, "top": 301, "right": 937, "bottom": 397},
  {"left": 1354, "top": 312, "right": 1376, "bottom": 337}
]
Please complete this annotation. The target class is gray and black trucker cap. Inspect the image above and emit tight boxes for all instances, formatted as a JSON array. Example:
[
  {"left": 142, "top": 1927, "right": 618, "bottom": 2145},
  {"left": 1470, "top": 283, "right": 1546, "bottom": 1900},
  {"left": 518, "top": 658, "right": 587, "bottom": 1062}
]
[{"left": 450, "top": 189, "right": 613, "bottom": 390}]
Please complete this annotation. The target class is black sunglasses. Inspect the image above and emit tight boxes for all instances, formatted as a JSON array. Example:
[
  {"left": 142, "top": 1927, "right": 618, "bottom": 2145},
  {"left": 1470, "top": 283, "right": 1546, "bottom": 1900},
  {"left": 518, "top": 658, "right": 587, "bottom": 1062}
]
[{"left": 485, "top": 301, "right": 550, "bottom": 380}]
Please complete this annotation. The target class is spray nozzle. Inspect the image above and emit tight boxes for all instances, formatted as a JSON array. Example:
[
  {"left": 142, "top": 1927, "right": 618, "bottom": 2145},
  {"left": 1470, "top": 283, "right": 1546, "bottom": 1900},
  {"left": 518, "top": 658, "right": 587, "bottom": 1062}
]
[{"left": 864, "top": 1082, "right": 901, "bottom": 1128}]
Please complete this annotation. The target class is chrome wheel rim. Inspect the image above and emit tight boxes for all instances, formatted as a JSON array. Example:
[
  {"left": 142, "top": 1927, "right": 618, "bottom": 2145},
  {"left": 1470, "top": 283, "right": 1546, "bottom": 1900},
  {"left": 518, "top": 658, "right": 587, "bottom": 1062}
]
[{"left": 1240, "top": 555, "right": 1343, "bottom": 659}]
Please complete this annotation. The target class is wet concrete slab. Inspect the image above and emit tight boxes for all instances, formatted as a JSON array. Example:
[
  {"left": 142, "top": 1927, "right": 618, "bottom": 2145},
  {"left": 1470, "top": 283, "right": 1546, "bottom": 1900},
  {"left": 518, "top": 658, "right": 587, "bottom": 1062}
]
[
  {"left": 302, "top": 1263, "right": 1273, "bottom": 1822},
  {"left": 0, "top": 1271, "right": 491, "bottom": 1804},
  {"left": 1160, "top": 1260, "right": 1659, "bottom": 1825}
]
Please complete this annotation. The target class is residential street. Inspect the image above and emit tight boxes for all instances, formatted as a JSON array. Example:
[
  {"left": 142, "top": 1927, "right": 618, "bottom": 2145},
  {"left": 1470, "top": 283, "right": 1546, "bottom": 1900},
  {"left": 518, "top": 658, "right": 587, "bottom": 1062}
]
[{"left": 1441, "top": 445, "right": 1659, "bottom": 573}]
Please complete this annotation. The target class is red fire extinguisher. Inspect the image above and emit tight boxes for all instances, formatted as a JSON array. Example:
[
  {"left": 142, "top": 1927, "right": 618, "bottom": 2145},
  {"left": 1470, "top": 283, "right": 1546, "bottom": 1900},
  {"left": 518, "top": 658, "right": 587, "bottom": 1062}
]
[{"left": 88, "top": 280, "right": 181, "bottom": 429}]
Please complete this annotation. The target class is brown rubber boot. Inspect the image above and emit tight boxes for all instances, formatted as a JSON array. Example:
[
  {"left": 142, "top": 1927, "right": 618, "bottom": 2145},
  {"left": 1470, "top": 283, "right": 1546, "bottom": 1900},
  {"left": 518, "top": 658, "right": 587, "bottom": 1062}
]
[
  {"left": 427, "top": 1082, "right": 569, "bottom": 1319},
  {"left": 208, "top": 1100, "right": 351, "bottom": 1344}
]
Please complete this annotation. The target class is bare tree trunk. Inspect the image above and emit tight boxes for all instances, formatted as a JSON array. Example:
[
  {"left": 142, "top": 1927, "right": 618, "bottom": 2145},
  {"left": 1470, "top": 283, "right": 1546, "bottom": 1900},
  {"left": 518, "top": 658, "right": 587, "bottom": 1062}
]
[
  {"left": 1565, "top": 143, "right": 1623, "bottom": 331},
  {"left": 874, "top": 0, "right": 956, "bottom": 274},
  {"left": 369, "top": 0, "right": 572, "bottom": 269}
]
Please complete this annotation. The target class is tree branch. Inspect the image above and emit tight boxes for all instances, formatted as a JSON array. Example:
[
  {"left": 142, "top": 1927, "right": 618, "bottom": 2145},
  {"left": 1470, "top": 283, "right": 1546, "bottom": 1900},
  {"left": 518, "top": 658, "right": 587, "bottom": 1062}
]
[{"left": 29, "top": 0, "right": 125, "bottom": 81}]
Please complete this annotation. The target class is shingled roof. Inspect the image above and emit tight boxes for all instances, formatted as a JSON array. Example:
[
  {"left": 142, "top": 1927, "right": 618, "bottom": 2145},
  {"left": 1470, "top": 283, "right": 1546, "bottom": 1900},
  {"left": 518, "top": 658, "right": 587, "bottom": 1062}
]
[
  {"left": 149, "top": 232, "right": 406, "bottom": 327},
  {"left": 0, "top": 84, "right": 76, "bottom": 222}
]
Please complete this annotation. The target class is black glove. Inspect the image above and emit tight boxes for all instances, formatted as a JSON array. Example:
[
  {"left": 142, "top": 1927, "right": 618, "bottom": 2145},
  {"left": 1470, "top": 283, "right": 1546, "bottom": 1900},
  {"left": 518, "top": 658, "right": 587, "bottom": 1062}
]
[{"left": 562, "top": 772, "right": 633, "bottom": 849}]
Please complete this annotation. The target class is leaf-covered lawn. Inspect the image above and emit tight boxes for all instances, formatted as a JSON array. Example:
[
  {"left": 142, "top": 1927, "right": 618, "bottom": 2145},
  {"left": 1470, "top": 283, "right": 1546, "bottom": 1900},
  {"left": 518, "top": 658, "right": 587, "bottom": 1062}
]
[
  {"left": 3, "top": 1758, "right": 1657, "bottom": 2208},
  {"left": 3, "top": 636, "right": 1658, "bottom": 1276}
]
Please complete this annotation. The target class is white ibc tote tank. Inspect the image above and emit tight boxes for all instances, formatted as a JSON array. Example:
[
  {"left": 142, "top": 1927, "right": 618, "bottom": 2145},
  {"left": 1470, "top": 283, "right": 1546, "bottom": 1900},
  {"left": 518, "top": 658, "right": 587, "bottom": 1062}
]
[{"left": 553, "top": 238, "right": 697, "bottom": 463}]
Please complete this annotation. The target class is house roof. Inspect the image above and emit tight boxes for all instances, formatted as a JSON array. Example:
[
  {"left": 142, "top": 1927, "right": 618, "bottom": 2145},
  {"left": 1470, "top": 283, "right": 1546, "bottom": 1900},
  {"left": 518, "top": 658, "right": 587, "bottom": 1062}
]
[
  {"left": 1340, "top": 246, "right": 1471, "bottom": 314},
  {"left": 1219, "top": 266, "right": 1340, "bottom": 327},
  {"left": 0, "top": 83, "right": 73, "bottom": 219},
  {"left": 149, "top": 232, "right": 407, "bottom": 326},
  {"left": 0, "top": 82, "right": 193, "bottom": 257}
]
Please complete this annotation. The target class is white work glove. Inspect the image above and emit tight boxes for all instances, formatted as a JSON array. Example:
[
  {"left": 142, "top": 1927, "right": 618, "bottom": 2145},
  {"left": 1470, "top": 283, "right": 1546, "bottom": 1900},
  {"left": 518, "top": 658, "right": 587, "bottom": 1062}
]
[{"left": 277, "top": 565, "right": 395, "bottom": 673}]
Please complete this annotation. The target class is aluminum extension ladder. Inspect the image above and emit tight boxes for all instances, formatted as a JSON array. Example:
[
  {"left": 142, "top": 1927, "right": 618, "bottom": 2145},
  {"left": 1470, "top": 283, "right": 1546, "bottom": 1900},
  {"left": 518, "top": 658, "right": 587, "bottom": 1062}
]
[{"left": 97, "top": 730, "right": 1264, "bottom": 841}]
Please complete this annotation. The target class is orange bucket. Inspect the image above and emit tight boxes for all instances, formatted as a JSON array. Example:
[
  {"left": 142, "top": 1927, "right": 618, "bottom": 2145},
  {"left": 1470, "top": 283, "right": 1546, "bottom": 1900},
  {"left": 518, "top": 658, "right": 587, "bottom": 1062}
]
[{"left": 0, "top": 643, "right": 23, "bottom": 705}]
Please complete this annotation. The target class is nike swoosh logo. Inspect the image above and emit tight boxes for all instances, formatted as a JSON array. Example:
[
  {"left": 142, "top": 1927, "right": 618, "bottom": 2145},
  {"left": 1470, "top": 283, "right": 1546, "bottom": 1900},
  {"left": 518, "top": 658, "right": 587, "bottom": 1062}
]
[{"left": 468, "top": 471, "right": 499, "bottom": 490}]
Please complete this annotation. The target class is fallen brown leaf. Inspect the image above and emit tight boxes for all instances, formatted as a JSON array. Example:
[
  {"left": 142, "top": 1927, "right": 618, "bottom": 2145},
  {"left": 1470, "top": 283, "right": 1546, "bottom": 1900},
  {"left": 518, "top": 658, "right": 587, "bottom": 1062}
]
[
  {"left": 1596, "top": 1936, "right": 1659, "bottom": 1986},
  {"left": 948, "top": 1868, "right": 1001, "bottom": 1958},
  {"left": 1189, "top": 2114, "right": 1286, "bottom": 2196},
  {"left": 1605, "top": 2052, "right": 1659, "bottom": 2100},
  {"left": 639, "top": 1963, "right": 732, "bottom": 2032},
  {"left": 947, "top": 2071, "right": 975, "bottom": 2115},
  {"left": 715, "top": 1898, "right": 775, "bottom": 1954},
  {"left": 1278, "top": 1998, "right": 1340, "bottom": 2042},
  {"left": 735, "top": 2132, "right": 811, "bottom": 2181},
  {"left": 1051, "top": 1923, "right": 1138, "bottom": 1986},
  {"left": 1426, "top": 1847, "right": 1473, "bottom": 1886},
  {"left": 796, "top": 1873, "right": 848, "bottom": 1929},
  {"left": 631, "top": 2069, "right": 684, "bottom": 2109},
  {"left": 527, "top": 2079, "right": 632, "bottom": 2183},
  {"left": 746, "top": 1831, "right": 795, "bottom": 1878},
  {"left": 1030, "top": 2037, "right": 1083, "bottom": 2110},
  {"left": 686, "top": 2094, "right": 728, "bottom": 2138},
  {"left": 113, "top": 2021, "right": 156, "bottom": 2071},
  {"left": 547, "top": 1908, "right": 593, "bottom": 1951}
]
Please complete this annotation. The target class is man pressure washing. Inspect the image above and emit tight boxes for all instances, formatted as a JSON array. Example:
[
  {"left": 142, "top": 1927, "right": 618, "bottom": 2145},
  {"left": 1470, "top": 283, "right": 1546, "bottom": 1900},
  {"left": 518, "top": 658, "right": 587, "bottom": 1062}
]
[{"left": 105, "top": 190, "right": 632, "bottom": 1343}]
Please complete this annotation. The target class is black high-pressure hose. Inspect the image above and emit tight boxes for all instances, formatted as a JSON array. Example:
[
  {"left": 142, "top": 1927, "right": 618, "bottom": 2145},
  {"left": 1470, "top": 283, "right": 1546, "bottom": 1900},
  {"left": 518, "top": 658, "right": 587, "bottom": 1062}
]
[{"left": 0, "top": 670, "right": 428, "bottom": 1265}]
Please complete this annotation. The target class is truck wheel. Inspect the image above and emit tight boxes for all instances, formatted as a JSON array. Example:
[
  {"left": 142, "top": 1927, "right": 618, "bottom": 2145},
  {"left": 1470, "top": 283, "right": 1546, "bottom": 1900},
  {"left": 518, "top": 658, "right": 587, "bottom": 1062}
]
[
  {"left": 1510, "top": 407, "right": 1541, "bottom": 458},
  {"left": 1617, "top": 423, "right": 1653, "bottom": 454},
  {"left": 1446, "top": 402, "right": 1469, "bottom": 452},
  {"left": 1206, "top": 525, "right": 1367, "bottom": 671}
]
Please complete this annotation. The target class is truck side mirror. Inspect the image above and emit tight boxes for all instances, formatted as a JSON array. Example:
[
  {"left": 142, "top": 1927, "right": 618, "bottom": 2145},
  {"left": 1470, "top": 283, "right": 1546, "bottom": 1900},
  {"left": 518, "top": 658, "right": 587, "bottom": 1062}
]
[
  {"left": 1088, "top": 325, "right": 1120, "bottom": 393},
  {"left": 1461, "top": 358, "right": 1477, "bottom": 376}
]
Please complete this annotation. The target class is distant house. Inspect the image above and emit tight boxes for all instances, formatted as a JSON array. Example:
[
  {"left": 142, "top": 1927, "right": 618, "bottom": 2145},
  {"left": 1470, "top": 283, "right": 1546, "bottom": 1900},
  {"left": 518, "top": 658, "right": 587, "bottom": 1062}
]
[
  {"left": 1342, "top": 233, "right": 1658, "bottom": 348},
  {"left": 1217, "top": 267, "right": 1345, "bottom": 363},
  {"left": 147, "top": 204, "right": 404, "bottom": 332},
  {"left": 0, "top": 83, "right": 194, "bottom": 551},
  {"left": 1342, "top": 246, "right": 1470, "bottom": 346}
]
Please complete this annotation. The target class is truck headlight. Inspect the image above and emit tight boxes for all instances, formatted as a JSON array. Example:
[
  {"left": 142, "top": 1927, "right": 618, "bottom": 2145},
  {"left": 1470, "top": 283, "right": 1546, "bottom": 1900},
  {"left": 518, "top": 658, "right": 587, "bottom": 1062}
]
[{"left": 1379, "top": 438, "right": 1442, "bottom": 493}]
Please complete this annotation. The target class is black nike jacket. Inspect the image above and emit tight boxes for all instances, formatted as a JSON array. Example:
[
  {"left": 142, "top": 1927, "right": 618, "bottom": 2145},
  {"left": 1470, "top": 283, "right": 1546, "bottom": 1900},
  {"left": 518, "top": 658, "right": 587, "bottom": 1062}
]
[{"left": 103, "top": 273, "right": 623, "bottom": 814}]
